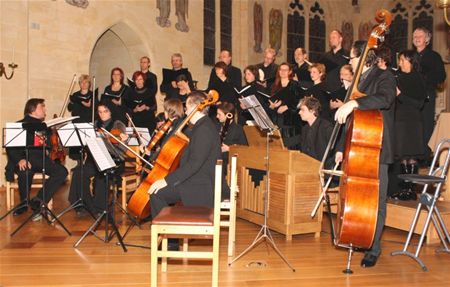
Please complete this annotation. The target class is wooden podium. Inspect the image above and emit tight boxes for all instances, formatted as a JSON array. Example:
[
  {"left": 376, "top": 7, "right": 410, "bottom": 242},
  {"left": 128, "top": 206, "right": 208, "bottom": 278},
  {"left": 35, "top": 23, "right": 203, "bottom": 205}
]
[{"left": 229, "top": 144, "right": 322, "bottom": 241}]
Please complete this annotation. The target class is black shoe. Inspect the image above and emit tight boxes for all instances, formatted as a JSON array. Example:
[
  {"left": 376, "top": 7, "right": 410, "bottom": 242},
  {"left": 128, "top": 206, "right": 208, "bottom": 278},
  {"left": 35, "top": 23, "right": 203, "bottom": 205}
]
[
  {"left": 13, "top": 205, "right": 28, "bottom": 216},
  {"left": 361, "top": 253, "right": 379, "bottom": 268},
  {"left": 30, "top": 198, "right": 42, "bottom": 212}
]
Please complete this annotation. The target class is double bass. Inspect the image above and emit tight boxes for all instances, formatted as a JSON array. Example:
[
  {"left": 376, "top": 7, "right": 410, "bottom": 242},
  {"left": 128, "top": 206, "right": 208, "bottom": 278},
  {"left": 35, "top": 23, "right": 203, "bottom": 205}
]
[
  {"left": 314, "top": 9, "right": 392, "bottom": 269},
  {"left": 126, "top": 91, "right": 219, "bottom": 220}
]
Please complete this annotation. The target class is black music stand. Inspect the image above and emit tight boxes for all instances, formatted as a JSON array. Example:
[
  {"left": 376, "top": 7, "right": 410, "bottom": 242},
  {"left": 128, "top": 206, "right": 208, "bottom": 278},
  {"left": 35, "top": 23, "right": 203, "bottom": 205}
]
[
  {"left": 53, "top": 123, "right": 97, "bottom": 220},
  {"left": 74, "top": 137, "right": 127, "bottom": 252},
  {"left": 229, "top": 95, "right": 295, "bottom": 271},
  {"left": 1, "top": 124, "right": 32, "bottom": 221},
  {"left": 9, "top": 122, "right": 71, "bottom": 237}
]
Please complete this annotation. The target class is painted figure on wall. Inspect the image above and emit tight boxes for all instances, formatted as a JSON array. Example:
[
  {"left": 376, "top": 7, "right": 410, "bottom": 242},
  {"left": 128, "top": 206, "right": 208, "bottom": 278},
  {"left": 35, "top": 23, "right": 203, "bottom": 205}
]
[
  {"left": 175, "top": 0, "right": 189, "bottom": 32},
  {"left": 254, "top": 2, "right": 263, "bottom": 53},
  {"left": 269, "top": 9, "right": 283, "bottom": 55},
  {"left": 65, "top": 0, "right": 89, "bottom": 9},
  {"left": 341, "top": 21, "right": 354, "bottom": 52},
  {"left": 358, "top": 21, "right": 373, "bottom": 41},
  {"left": 156, "top": 0, "right": 171, "bottom": 28}
]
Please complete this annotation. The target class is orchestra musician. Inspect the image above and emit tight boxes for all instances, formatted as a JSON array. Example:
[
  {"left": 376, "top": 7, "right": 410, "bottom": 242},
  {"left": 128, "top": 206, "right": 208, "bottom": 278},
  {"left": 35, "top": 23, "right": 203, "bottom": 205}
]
[
  {"left": 318, "top": 30, "right": 350, "bottom": 93},
  {"left": 68, "top": 102, "right": 128, "bottom": 215},
  {"left": 164, "top": 74, "right": 191, "bottom": 105},
  {"left": 298, "top": 96, "right": 333, "bottom": 162},
  {"left": 256, "top": 48, "right": 279, "bottom": 93},
  {"left": 216, "top": 102, "right": 248, "bottom": 175},
  {"left": 160, "top": 53, "right": 194, "bottom": 99},
  {"left": 335, "top": 41, "right": 396, "bottom": 268},
  {"left": 68, "top": 74, "right": 98, "bottom": 123},
  {"left": 101, "top": 67, "right": 129, "bottom": 125},
  {"left": 305, "top": 63, "right": 332, "bottom": 122},
  {"left": 207, "top": 49, "right": 242, "bottom": 91},
  {"left": 148, "top": 91, "right": 222, "bottom": 250},
  {"left": 268, "top": 63, "right": 302, "bottom": 150},
  {"left": 123, "top": 71, "right": 157, "bottom": 134},
  {"left": 292, "top": 47, "right": 313, "bottom": 85},
  {"left": 5, "top": 98, "right": 68, "bottom": 217}
]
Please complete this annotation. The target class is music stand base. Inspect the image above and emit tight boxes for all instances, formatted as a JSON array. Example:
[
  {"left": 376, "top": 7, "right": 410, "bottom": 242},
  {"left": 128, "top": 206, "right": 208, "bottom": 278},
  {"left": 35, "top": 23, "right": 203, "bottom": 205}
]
[
  {"left": 0, "top": 200, "right": 29, "bottom": 221},
  {"left": 53, "top": 199, "right": 96, "bottom": 222},
  {"left": 229, "top": 224, "right": 295, "bottom": 272}
]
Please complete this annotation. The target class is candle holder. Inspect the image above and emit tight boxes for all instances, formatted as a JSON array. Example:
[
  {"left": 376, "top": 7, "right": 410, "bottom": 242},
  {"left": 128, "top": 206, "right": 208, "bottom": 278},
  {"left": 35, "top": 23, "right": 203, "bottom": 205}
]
[{"left": 0, "top": 62, "right": 18, "bottom": 80}]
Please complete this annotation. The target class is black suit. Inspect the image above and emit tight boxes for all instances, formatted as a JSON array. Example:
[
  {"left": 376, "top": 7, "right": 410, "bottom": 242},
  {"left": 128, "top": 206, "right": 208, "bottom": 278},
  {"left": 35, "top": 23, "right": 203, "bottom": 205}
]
[
  {"left": 300, "top": 117, "right": 333, "bottom": 162},
  {"left": 150, "top": 115, "right": 222, "bottom": 218},
  {"left": 5, "top": 115, "right": 68, "bottom": 204},
  {"left": 319, "top": 48, "right": 349, "bottom": 93},
  {"left": 339, "top": 66, "right": 396, "bottom": 257}
]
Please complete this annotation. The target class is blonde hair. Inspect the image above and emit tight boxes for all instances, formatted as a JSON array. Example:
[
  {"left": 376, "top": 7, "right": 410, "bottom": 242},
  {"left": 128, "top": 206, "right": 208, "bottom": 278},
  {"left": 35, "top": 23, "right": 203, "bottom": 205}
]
[{"left": 78, "top": 74, "right": 91, "bottom": 85}]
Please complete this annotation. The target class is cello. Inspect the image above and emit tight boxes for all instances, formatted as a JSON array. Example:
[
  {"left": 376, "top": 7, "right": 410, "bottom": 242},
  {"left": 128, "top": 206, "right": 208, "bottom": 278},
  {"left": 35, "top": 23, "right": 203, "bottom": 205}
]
[
  {"left": 313, "top": 9, "right": 392, "bottom": 272},
  {"left": 126, "top": 91, "right": 219, "bottom": 220}
]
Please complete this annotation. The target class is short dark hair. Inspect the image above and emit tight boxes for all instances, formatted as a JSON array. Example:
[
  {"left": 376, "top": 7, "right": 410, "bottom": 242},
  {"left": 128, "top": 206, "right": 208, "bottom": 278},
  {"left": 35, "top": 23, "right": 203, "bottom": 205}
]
[
  {"left": 298, "top": 96, "right": 321, "bottom": 117},
  {"left": 214, "top": 61, "right": 229, "bottom": 77},
  {"left": 176, "top": 74, "right": 188, "bottom": 83},
  {"left": 24, "top": 98, "right": 45, "bottom": 116},
  {"left": 187, "top": 91, "right": 209, "bottom": 115},
  {"left": 375, "top": 45, "right": 392, "bottom": 67},
  {"left": 217, "top": 102, "right": 236, "bottom": 117},
  {"left": 221, "top": 49, "right": 232, "bottom": 57},
  {"left": 352, "top": 40, "right": 377, "bottom": 67},
  {"left": 399, "top": 49, "right": 421, "bottom": 72}
]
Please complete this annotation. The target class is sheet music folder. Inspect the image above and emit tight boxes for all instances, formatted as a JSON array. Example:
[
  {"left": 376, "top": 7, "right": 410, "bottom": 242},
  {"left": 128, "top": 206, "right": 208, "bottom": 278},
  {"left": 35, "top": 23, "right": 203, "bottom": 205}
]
[
  {"left": 57, "top": 123, "right": 96, "bottom": 147},
  {"left": 85, "top": 137, "right": 117, "bottom": 172},
  {"left": 239, "top": 95, "right": 277, "bottom": 132}
]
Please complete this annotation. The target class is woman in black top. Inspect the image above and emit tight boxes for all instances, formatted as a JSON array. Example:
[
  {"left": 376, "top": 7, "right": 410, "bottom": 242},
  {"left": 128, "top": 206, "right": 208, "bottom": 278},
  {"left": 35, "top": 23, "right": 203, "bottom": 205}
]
[
  {"left": 237, "top": 65, "right": 268, "bottom": 125},
  {"left": 101, "top": 67, "right": 129, "bottom": 125},
  {"left": 124, "top": 71, "right": 157, "bottom": 134},
  {"left": 305, "top": 63, "right": 332, "bottom": 121},
  {"left": 165, "top": 74, "right": 191, "bottom": 106},
  {"left": 392, "top": 50, "right": 427, "bottom": 200},
  {"left": 268, "top": 63, "right": 302, "bottom": 150},
  {"left": 68, "top": 74, "right": 98, "bottom": 123},
  {"left": 208, "top": 61, "right": 238, "bottom": 106}
]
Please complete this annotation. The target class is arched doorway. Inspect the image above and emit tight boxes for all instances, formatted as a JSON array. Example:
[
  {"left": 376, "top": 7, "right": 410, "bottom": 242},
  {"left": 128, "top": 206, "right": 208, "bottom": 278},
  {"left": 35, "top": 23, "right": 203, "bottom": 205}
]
[{"left": 89, "top": 22, "right": 147, "bottom": 93}]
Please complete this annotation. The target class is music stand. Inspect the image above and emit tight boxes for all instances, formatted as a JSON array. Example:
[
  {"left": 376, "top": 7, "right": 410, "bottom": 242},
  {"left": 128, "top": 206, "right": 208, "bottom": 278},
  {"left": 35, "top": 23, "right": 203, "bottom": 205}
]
[
  {"left": 9, "top": 121, "right": 72, "bottom": 237},
  {"left": 229, "top": 95, "right": 295, "bottom": 271},
  {"left": 74, "top": 137, "right": 127, "bottom": 252},
  {"left": 53, "top": 123, "right": 97, "bottom": 220},
  {"left": 1, "top": 123, "right": 31, "bottom": 221}
]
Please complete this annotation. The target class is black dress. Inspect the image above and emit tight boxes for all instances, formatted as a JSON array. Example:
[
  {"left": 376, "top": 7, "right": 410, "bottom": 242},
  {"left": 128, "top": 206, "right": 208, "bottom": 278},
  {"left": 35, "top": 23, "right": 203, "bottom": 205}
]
[
  {"left": 293, "top": 62, "right": 313, "bottom": 85},
  {"left": 269, "top": 80, "right": 303, "bottom": 150},
  {"left": 123, "top": 86, "right": 157, "bottom": 134},
  {"left": 101, "top": 84, "right": 129, "bottom": 125},
  {"left": 394, "top": 70, "right": 427, "bottom": 159},
  {"left": 68, "top": 90, "right": 98, "bottom": 123},
  {"left": 236, "top": 81, "right": 269, "bottom": 125},
  {"left": 208, "top": 77, "right": 238, "bottom": 106}
]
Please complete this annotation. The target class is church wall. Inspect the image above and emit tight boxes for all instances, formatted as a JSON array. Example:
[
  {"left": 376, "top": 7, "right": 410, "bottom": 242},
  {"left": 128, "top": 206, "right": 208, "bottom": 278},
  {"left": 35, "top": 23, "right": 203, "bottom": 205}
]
[{"left": 0, "top": 0, "right": 448, "bottom": 186}]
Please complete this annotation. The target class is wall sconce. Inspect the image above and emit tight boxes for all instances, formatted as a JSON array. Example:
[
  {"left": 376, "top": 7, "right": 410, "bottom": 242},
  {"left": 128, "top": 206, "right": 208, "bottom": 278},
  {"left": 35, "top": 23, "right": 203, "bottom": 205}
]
[
  {"left": 437, "top": 0, "right": 450, "bottom": 26},
  {"left": 0, "top": 62, "right": 18, "bottom": 80}
]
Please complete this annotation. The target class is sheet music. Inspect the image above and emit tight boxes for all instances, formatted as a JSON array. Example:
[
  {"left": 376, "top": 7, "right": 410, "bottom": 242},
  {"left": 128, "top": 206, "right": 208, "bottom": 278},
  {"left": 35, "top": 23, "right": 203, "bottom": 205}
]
[
  {"left": 45, "top": 116, "right": 79, "bottom": 128},
  {"left": 86, "top": 137, "right": 117, "bottom": 172},
  {"left": 239, "top": 95, "right": 277, "bottom": 131},
  {"left": 4, "top": 123, "right": 27, "bottom": 147},
  {"left": 57, "top": 123, "right": 96, "bottom": 147},
  {"left": 233, "top": 85, "right": 252, "bottom": 95},
  {"left": 125, "top": 127, "right": 150, "bottom": 146}
]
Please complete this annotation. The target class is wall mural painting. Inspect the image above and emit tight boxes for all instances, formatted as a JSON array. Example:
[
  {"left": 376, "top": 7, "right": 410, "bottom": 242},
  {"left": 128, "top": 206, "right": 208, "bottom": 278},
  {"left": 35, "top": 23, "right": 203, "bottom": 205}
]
[
  {"left": 156, "top": 0, "right": 189, "bottom": 32},
  {"left": 269, "top": 9, "right": 283, "bottom": 55},
  {"left": 358, "top": 21, "right": 373, "bottom": 41},
  {"left": 65, "top": 0, "right": 89, "bottom": 9},
  {"left": 254, "top": 2, "right": 263, "bottom": 53},
  {"left": 341, "top": 21, "right": 353, "bottom": 53}
]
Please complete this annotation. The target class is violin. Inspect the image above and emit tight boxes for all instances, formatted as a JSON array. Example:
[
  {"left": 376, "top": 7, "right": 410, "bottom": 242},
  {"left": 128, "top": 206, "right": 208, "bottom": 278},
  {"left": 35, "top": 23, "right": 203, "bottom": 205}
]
[
  {"left": 146, "top": 119, "right": 173, "bottom": 152},
  {"left": 49, "top": 114, "right": 66, "bottom": 163}
]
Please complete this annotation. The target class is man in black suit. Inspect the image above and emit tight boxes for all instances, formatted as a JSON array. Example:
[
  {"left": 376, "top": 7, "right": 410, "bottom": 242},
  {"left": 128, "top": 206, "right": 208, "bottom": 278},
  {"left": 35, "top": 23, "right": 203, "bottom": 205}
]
[
  {"left": 207, "top": 49, "right": 242, "bottom": 90},
  {"left": 335, "top": 41, "right": 396, "bottom": 268},
  {"left": 5, "top": 98, "right": 68, "bottom": 216},
  {"left": 255, "top": 48, "right": 278, "bottom": 93},
  {"left": 148, "top": 91, "right": 221, "bottom": 217},
  {"left": 413, "top": 27, "right": 446, "bottom": 159},
  {"left": 140, "top": 56, "right": 158, "bottom": 98},
  {"left": 319, "top": 30, "right": 349, "bottom": 93}
]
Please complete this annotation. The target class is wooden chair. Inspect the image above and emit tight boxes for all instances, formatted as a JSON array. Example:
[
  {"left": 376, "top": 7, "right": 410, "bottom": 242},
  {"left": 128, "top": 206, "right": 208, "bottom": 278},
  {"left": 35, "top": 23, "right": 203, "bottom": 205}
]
[
  {"left": 118, "top": 148, "right": 141, "bottom": 209},
  {"left": 5, "top": 173, "right": 51, "bottom": 210},
  {"left": 151, "top": 160, "right": 223, "bottom": 287},
  {"left": 220, "top": 155, "right": 238, "bottom": 258}
]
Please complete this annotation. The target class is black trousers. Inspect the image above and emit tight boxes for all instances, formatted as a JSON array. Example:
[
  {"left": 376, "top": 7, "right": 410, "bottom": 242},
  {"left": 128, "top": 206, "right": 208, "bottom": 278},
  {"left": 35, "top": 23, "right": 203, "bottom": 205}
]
[
  {"left": 150, "top": 186, "right": 182, "bottom": 219},
  {"left": 16, "top": 155, "right": 68, "bottom": 203},
  {"left": 367, "top": 163, "right": 388, "bottom": 256},
  {"left": 422, "top": 91, "right": 436, "bottom": 158}
]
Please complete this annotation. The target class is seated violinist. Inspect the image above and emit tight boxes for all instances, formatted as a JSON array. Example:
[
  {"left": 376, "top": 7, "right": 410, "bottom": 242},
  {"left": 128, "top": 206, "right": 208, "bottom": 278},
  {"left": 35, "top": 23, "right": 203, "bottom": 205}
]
[
  {"left": 5, "top": 98, "right": 68, "bottom": 218},
  {"left": 68, "top": 102, "right": 128, "bottom": 215}
]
